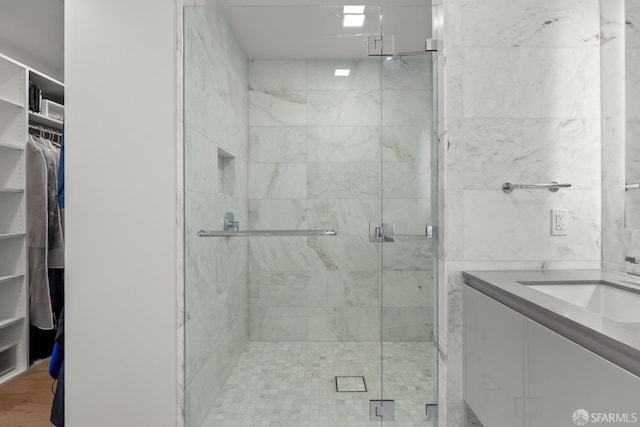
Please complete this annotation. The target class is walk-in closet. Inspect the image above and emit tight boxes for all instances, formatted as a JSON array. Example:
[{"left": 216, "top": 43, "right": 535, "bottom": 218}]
[{"left": 0, "top": 1, "right": 65, "bottom": 424}]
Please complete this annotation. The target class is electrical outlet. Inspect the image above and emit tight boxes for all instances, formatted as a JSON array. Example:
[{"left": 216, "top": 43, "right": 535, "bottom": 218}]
[{"left": 551, "top": 209, "right": 568, "bottom": 236}]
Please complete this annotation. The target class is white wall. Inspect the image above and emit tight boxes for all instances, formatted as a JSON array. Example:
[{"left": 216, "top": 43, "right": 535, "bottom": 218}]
[
  {"left": 0, "top": 0, "right": 64, "bottom": 81},
  {"left": 65, "top": 1, "right": 178, "bottom": 426}
]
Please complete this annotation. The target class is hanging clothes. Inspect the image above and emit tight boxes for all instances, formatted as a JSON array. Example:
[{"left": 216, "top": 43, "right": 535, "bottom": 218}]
[
  {"left": 33, "top": 135, "right": 65, "bottom": 268},
  {"left": 26, "top": 134, "right": 64, "bottom": 331},
  {"left": 57, "top": 127, "right": 65, "bottom": 234},
  {"left": 27, "top": 135, "right": 54, "bottom": 330}
]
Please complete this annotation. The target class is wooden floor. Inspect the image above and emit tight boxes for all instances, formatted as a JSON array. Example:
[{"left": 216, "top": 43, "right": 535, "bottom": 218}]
[{"left": 0, "top": 361, "right": 55, "bottom": 427}]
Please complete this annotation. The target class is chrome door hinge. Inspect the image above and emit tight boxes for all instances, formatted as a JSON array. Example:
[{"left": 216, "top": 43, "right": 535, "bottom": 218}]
[
  {"left": 426, "top": 403, "right": 438, "bottom": 419},
  {"left": 369, "top": 222, "right": 395, "bottom": 243},
  {"left": 370, "top": 400, "right": 395, "bottom": 421},
  {"left": 426, "top": 225, "right": 438, "bottom": 239}
]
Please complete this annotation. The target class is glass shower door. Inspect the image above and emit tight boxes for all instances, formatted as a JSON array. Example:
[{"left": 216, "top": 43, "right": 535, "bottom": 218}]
[
  {"left": 183, "top": 4, "right": 437, "bottom": 426},
  {"left": 378, "top": 5, "right": 439, "bottom": 424}
]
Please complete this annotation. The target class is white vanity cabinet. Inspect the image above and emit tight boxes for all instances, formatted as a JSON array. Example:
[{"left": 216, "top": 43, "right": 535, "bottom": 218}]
[
  {"left": 464, "top": 286, "right": 526, "bottom": 427},
  {"left": 526, "top": 320, "right": 640, "bottom": 427},
  {"left": 465, "top": 286, "right": 640, "bottom": 427}
]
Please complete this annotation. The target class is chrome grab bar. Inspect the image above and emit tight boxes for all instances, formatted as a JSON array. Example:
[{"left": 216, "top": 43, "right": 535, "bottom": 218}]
[
  {"left": 502, "top": 182, "right": 572, "bottom": 193},
  {"left": 197, "top": 229, "right": 337, "bottom": 237},
  {"left": 626, "top": 184, "right": 640, "bottom": 190}
]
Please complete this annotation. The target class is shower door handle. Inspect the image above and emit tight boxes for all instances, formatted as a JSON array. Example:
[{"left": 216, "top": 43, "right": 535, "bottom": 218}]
[{"left": 369, "top": 222, "right": 395, "bottom": 243}]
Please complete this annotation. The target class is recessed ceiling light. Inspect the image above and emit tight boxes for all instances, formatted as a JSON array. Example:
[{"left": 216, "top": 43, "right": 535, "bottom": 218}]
[
  {"left": 335, "top": 69, "right": 351, "bottom": 77},
  {"left": 343, "top": 5, "right": 365, "bottom": 14},
  {"left": 343, "top": 14, "right": 365, "bottom": 27}
]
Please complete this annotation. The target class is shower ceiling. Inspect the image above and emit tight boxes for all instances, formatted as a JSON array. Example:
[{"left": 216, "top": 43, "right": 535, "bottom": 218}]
[{"left": 222, "top": 4, "right": 431, "bottom": 60}]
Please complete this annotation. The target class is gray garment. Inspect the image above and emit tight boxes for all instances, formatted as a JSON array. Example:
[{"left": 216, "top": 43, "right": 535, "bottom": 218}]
[
  {"left": 27, "top": 137, "right": 53, "bottom": 330},
  {"left": 32, "top": 136, "right": 64, "bottom": 268}
]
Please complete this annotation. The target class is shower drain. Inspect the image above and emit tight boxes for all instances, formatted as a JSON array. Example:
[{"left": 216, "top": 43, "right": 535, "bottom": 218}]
[{"left": 335, "top": 376, "right": 367, "bottom": 392}]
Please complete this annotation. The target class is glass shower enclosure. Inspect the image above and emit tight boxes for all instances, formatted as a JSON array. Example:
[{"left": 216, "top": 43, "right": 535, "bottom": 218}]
[{"left": 184, "top": 4, "right": 438, "bottom": 426}]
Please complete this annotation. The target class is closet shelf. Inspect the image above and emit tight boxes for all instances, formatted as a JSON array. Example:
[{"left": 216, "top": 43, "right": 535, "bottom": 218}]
[
  {"left": 0, "top": 95, "right": 24, "bottom": 109},
  {"left": 0, "top": 340, "right": 18, "bottom": 353},
  {"left": 0, "top": 233, "right": 25, "bottom": 241},
  {"left": 0, "top": 143, "right": 23, "bottom": 151},
  {"left": 0, "top": 188, "right": 25, "bottom": 194},
  {"left": 29, "top": 112, "right": 63, "bottom": 129},
  {"left": 0, "top": 317, "right": 23, "bottom": 330},
  {"left": 0, "top": 274, "right": 24, "bottom": 285}
]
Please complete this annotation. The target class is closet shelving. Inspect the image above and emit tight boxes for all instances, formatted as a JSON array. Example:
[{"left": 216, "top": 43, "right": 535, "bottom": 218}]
[
  {"left": 0, "top": 53, "right": 64, "bottom": 386},
  {"left": 0, "top": 53, "right": 28, "bottom": 385}
]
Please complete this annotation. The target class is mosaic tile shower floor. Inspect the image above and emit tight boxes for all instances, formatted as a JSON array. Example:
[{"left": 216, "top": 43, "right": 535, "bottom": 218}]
[{"left": 203, "top": 341, "right": 436, "bottom": 427}]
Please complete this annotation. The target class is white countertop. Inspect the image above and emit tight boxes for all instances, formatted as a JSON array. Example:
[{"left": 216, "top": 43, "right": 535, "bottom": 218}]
[{"left": 462, "top": 269, "right": 640, "bottom": 377}]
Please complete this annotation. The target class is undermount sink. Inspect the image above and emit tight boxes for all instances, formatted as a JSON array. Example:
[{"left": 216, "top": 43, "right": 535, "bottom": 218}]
[{"left": 519, "top": 281, "right": 640, "bottom": 323}]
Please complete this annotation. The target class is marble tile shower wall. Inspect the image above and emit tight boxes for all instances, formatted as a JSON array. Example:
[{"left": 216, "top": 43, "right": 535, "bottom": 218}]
[
  {"left": 184, "top": 8, "right": 249, "bottom": 427},
  {"left": 247, "top": 59, "right": 435, "bottom": 342},
  {"left": 437, "top": 0, "right": 602, "bottom": 426}
]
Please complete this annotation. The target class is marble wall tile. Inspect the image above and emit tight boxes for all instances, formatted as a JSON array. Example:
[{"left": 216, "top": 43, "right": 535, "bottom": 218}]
[
  {"left": 307, "top": 59, "right": 380, "bottom": 91},
  {"left": 382, "top": 58, "right": 432, "bottom": 91},
  {"left": 601, "top": 121, "right": 625, "bottom": 191},
  {"left": 382, "top": 90, "right": 432, "bottom": 126},
  {"left": 626, "top": 190, "right": 640, "bottom": 229},
  {"left": 382, "top": 307, "right": 433, "bottom": 341},
  {"left": 462, "top": 0, "right": 600, "bottom": 48},
  {"left": 444, "top": 48, "right": 464, "bottom": 119},
  {"left": 307, "top": 162, "right": 380, "bottom": 199},
  {"left": 308, "top": 235, "right": 379, "bottom": 271},
  {"left": 463, "top": 189, "right": 601, "bottom": 261},
  {"left": 249, "top": 272, "right": 310, "bottom": 307},
  {"left": 249, "top": 60, "right": 307, "bottom": 91},
  {"left": 382, "top": 271, "right": 434, "bottom": 307},
  {"left": 307, "top": 90, "right": 381, "bottom": 126},
  {"left": 248, "top": 163, "right": 307, "bottom": 199},
  {"left": 463, "top": 47, "right": 601, "bottom": 119},
  {"left": 627, "top": 2, "right": 640, "bottom": 48},
  {"left": 308, "top": 307, "right": 381, "bottom": 341},
  {"left": 249, "top": 90, "right": 307, "bottom": 126},
  {"left": 249, "top": 237, "right": 324, "bottom": 272},
  {"left": 626, "top": 50, "right": 640, "bottom": 120},
  {"left": 185, "top": 342, "right": 227, "bottom": 427},
  {"left": 307, "top": 126, "right": 380, "bottom": 162},
  {"left": 249, "top": 127, "right": 307, "bottom": 163},
  {"left": 248, "top": 199, "right": 308, "bottom": 230},
  {"left": 184, "top": 8, "right": 250, "bottom": 426},
  {"left": 602, "top": 188, "right": 628, "bottom": 265},
  {"left": 462, "top": 118, "right": 601, "bottom": 189},
  {"left": 382, "top": 237, "right": 435, "bottom": 271},
  {"left": 307, "top": 272, "right": 330, "bottom": 307},
  {"left": 443, "top": 0, "right": 463, "bottom": 48},
  {"left": 444, "top": 117, "right": 465, "bottom": 190},
  {"left": 383, "top": 162, "right": 432, "bottom": 199},
  {"left": 443, "top": 190, "right": 464, "bottom": 261},
  {"left": 382, "top": 198, "right": 433, "bottom": 235},
  {"left": 326, "top": 271, "right": 380, "bottom": 307},
  {"left": 626, "top": 120, "right": 640, "bottom": 183},
  {"left": 382, "top": 126, "right": 432, "bottom": 163},
  {"left": 184, "top": 127, "right": 218, "bottom": 193},
  {"left": 306, "top": 199, "right": 381, "bottom": 235},
  {"left": 246, "top": 58, "right": 435, "bottom": 343},
  {"left": 249, "top": 306, "right": 307, "bottom": 341}
]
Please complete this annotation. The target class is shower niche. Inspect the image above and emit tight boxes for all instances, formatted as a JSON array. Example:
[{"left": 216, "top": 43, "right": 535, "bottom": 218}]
[{"left": 217, "top": 148, "right": 235, "bottom": 196}]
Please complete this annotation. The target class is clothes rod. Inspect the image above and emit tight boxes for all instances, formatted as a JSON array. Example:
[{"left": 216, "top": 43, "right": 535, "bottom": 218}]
[
  {"left": 197, "top": 229, "right": 338, "bottom": 237},
  {"left": 502, "top": 182, "right": 571, "bottom": 193},
  {"left": 626, "top": 184, "right": 640, "bottom": 190}
]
